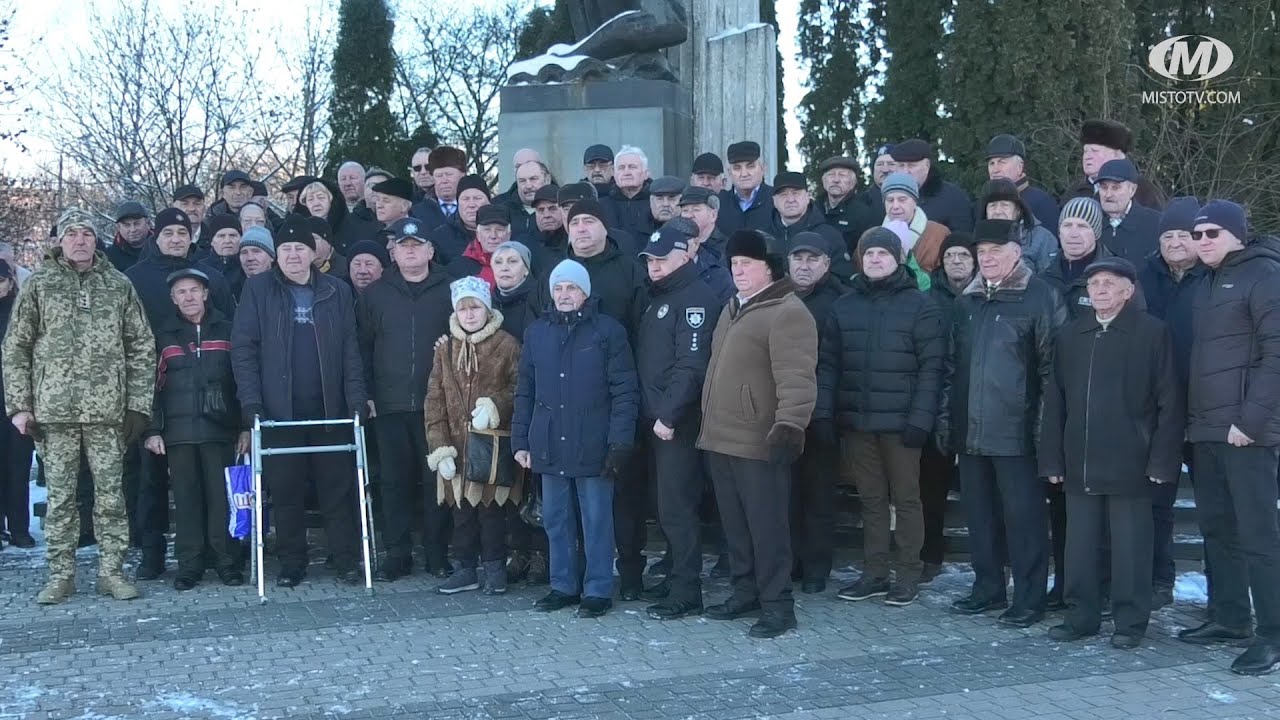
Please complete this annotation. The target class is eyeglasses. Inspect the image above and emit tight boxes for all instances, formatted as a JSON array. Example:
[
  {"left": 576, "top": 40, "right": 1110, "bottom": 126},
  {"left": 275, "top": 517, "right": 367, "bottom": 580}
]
[
  {"left": 1191, "top": 228, "right": 1222, "bottom": 240},
  {"left": 411, "top": 164, "right": 430, "bottom": 172}
]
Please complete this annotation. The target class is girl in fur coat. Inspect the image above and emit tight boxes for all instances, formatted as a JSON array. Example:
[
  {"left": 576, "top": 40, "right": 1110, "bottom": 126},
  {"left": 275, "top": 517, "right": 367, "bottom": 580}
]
[{"left": 425, "top": 276, "right": 523, "bottom": 595}]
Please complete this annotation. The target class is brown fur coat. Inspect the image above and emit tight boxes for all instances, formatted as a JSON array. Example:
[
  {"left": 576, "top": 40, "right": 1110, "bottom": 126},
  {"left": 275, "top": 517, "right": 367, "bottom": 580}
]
[{"left": 424, "top": 309, "right": 523, "bottom": 507}]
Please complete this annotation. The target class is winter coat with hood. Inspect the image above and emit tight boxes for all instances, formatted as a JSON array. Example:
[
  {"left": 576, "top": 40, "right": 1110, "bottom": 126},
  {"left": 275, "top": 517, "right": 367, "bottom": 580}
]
[
  {"left": 425, "top": 308, "right": 523, "bottom": 508},
  {"left": 124, "top": 238, "right": 236, "bottom": 333},
  {"left": 147, "top": 307, "right": 241, "bottom": 445},
  {"left": 815, "top": 266, "right": 945, "bottom": 434},
  {"left": 511, "top": 297, "right": 640, "bottom": 478},
  {"left": 937, "top": 260, "right": 1068, "bottom": 456},
  {"left": 917, "top": 166, "right": 974, "bottom": 233},
  {"left": 697, "top": 277, "right": 818, "bottom": 461},
  {"left": 1039, "top": 300, "right": 1184, "bottom": 495},
  {"left": 1187, "top": 235, "right": 1280, "bottom": 446},
  {"left": 356, "top": 265, "right": 454, "bottom": 416},
  {"left": 231, "top": 267, "right": 367, "bottom": 423}
]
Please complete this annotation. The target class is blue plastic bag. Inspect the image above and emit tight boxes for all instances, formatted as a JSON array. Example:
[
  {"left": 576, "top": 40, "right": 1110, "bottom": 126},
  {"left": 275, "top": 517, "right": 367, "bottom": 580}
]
[{"left": 225, "top": 461, "right": 259, "bottom": 539}]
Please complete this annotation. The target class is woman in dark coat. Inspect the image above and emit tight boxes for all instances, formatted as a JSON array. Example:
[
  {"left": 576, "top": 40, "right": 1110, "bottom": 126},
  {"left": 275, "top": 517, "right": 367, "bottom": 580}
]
[{"left": 297, "top": 179, "right": 380, "bottom": 254}]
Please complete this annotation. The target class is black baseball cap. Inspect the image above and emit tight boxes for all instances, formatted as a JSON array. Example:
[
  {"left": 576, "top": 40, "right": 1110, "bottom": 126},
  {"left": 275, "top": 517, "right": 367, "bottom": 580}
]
[
  {"left": 387, "top": 217, "right": 432, "bottom": 244},
  {"left": 220, "top": 170, "right": 252, "bottom": 187},
  {"left": 692, "top": 153, "right": 724, "bottom": 176},
  {"left": 639, "top": 224, "right": 690, "bottom": 258},
  {"left": 583, "top": 144, "right": 614, "bottom": 164},
  {"left": 773, "top": 172, "right": 808, "bottom": 192}
]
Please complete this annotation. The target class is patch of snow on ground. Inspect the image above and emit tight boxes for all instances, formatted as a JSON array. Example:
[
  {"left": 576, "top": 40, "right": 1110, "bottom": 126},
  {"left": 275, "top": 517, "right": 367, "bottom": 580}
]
[
  {"left": 1174, "top": 572, "right": 1208, "bottom": 604},
  {"left": 1207, "top": 689, "right": 1237, "bottom": 704},
  {"left": 151, "top": 692, "right": 258, "bottom": 720}
]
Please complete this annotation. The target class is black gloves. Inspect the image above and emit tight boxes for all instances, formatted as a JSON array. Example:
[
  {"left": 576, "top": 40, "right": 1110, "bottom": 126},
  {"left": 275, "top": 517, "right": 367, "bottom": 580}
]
[
  {"left": 810, "top": 419, "right": 839, "bottom": 448},
  {"left": 602, "top": 444, "right": 633, "bottom": 480},
  {"left": 123, "top": 411, "right": 150, "bottom": 444},
  {"left": 766, "top": 423, "right": 805, "bottom": 466},
  {"left": 901, "top": 425, "right": 928, "bottom": 449}
]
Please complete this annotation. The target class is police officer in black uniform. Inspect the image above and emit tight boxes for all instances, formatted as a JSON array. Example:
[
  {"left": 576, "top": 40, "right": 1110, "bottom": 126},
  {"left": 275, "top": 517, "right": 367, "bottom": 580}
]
[{"left": 635, "top": 223, "right": 722, "bottom": 620}]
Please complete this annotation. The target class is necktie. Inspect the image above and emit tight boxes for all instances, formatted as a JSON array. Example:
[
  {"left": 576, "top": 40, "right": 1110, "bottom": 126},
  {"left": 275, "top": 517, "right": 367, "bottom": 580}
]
[{"left": 443, "top": 203, "right": 457, "bottom": 217}]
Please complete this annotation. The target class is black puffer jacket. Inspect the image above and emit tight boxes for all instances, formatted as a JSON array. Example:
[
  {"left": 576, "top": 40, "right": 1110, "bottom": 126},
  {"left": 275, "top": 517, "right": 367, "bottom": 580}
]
[
  {"left": 231, "top": 268, "right": 367, "bottom": 423},
  {"left": 937, "top": 261, "right": 1068, "bottom": 456},
  {"left": 148, "top": 309, "right": 240, "bottom": 444},
  {"left": 815, "top": 267, "right": 945, "bottom": 433},
  {"left": 541, "top": 241, "right": 648, "bottom": 335},
  {"left": 1187, "top": 237, "right": 1280, "bottom": 446},
  {"left": 356, "top": 266, "right": 455, "bottom": 415},
  {"left": 795, "top": 271, "right": 847, "bottom": 330}
]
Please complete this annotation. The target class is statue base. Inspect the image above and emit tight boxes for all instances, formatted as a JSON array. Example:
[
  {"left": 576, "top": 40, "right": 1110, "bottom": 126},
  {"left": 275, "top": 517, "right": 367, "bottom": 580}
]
[{"left": 498, "top": 79, "right": 693, "bottom": 186}]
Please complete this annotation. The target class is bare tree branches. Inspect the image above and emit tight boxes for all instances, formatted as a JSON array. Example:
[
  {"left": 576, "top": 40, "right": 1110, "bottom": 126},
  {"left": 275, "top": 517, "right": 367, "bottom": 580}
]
[{"left": 397, "top": 1, "right": 528, "bottom": 178}]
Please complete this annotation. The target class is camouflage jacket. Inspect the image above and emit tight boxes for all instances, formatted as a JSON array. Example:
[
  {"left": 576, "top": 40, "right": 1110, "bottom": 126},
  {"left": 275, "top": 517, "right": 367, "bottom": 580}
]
[{"left": 2, "top": 248, "right": 156, "bottom": 424}]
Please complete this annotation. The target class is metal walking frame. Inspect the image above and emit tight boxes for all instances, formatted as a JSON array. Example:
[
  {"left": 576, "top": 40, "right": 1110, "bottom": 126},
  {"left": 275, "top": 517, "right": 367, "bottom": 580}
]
[{"left": 249, "top": 414, "right": 377, "bottom": 602}]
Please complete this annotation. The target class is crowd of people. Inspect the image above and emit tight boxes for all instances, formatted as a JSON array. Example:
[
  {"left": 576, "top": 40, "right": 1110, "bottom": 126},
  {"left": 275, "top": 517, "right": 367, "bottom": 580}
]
[{"left": 1, "top": 118, "right": 1278, "bottom": 677}]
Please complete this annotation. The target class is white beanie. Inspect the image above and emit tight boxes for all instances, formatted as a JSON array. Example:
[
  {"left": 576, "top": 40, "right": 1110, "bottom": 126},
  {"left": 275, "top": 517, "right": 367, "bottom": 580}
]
[
  {"left": 450, "top": 275, "right": 492, "bottom": 311},
  {"left": 548, "top": 259, "right": 591, "bottom": 297}
]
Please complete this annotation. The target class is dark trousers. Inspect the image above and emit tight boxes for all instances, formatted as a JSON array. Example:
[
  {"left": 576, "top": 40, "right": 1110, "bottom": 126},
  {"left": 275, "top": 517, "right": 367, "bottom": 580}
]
[
  {"left": 264, "top": 425, "right": 358, "bottom": 574},
  {"left": 1192, "top": 442, "right": 1280, "bottom": 639},
  {"left": 959, "top": 454, "right": 1048, "bottom": 612},
  {"left": 1151, "top": 479, "right": 1179, "bottom": 589},
  {"left": 844, "top": 432, "right": 923, "bottom": 580},
  {"left": 613, "top": 432, "right": 649, "bottom": 585},
  {"left": 919, "top": 441, "right": 953, "bottom": 565},
  {"left": 452, "top": 501, "right": 507, "bottom": 568},
  {"left": 708, "top": 452, "right": 794, "bottom": 612},
  {"left": 0, "top": 423, "right": 33, "bottom": 538},
  {"left": 790, "top": 438, "right": 836, "bottom": 582},
  {"left": 1065, "top": 491, "right": 1153, "bottom": 637},
  {"left": 376, "top": 412, "right": 449, "bottom": 569},
  {"left": 167, "top": 442, "right": 237, "bottom": 575},
  {"left": 1048, "top": 483, "right": 1066, "bottom": 592},
  {"left": 652, "top": 422, "right": 705, "bottom": 602},
  {"left": 135, "top": 447, "right": 169, "bottom": 555}
]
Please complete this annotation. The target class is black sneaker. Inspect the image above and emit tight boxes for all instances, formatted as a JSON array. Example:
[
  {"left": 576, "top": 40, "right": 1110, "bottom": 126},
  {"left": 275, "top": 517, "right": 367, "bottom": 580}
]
[
  {"left": 577, "top": 596, "right": 613, "bottom": 618},
  {"left": 534, "top": 590, "right": 581, "bottom": 612},
  {"left": 705, "top": 596, "right": 761, "bottom": 620},
  {"left": 172, "top": 575, "right": 199, "bottom": 591},
  {"left": 276, "top": 569, "right": 305, "bottom": 588},
  {"left": 836, "top": 576, "right": 889, "bottom": 601},
  {"left": 884, "top": 582, "right": 919, "bottom": 607},
  {"left": 748, "top": 609, "right": 797, "bottom": 638}
]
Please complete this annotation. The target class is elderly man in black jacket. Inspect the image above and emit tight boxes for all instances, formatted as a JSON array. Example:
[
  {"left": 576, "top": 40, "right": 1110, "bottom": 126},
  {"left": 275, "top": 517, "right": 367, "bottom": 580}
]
[
  {"left": 1041, "top": 257, "right": 1184, "bottom": 650},
  {"left": 144, "top": 269, "right": 246, "bottom": 591},
  {"left": 816, "top": 227, "right": 944, "bottom": 607},
  {"left": 1178, "top": 201, "right": 1280, "bottom": 676},
  {"left": 787, "top": 230, "right": 847, "bottom": 593},
  {"left": 356, "top": 217, "right": 455, "bottom": 581},
  {"left": 890, "top": 140, "right": 974, "bottom": 233},
  {"left": 231, "top": 218, "right": 368, "bottom": 588},
  {"left": 938, "top": 220, "right": 1067, "bottom": 628}
]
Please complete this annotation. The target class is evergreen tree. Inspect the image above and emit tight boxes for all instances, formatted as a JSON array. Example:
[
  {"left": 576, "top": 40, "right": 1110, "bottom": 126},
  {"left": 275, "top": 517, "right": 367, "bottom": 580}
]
[
  {"left": 863, "top": 0, "right": 946, "bottom": 151},
  {"left": 797, "top": 0, "right": 869, "bottom": 179},
  {"left": 940, "top": 0, "right": 1134, "bottom": 196},
  {"left": 516, "top": 0, "right": 575, "bottom": 61},
  {"left": 759, "top": 0, "right": 789, "bottom": 167},
  {"left": 326, "top": 0, "right": 405, "bottom": 175}
]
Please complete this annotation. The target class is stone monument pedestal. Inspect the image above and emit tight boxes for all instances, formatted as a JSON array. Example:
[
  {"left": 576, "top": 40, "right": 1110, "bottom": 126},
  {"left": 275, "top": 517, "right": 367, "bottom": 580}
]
[{"left": 499, "top": 79, "right": 694, "bottom": 183}]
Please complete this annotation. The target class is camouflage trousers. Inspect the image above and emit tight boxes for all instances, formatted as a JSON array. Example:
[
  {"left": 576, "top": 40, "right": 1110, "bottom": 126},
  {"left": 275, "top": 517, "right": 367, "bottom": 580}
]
[{"left": 38, "top": 423, "right": 128, "bottom": 580}]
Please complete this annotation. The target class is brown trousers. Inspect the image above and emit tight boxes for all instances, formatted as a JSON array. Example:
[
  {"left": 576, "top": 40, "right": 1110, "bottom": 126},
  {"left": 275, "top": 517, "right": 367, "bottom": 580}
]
[{"left": 842, "top": 432, "right": 923, "bottom": 580}]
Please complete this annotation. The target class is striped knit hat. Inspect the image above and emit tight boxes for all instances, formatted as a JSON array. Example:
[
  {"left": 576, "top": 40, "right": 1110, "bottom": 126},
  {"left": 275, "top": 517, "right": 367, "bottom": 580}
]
[{"left": 1059, "top": 197, "right": 1104, "bottom": 238}]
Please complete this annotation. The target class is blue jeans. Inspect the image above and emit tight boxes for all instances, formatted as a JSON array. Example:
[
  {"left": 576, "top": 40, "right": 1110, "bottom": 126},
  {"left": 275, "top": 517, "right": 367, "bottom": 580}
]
[{"left": 543, "top": 474, "right": 616, "bottom": 599}]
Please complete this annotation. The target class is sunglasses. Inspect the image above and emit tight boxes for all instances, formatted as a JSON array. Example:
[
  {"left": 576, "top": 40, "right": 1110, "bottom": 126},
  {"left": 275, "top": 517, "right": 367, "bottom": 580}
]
[
  {"left": 1191, "top": 228, "right": 1222, "bottom": 240},
  {"left": 411, "top": 164, "right": 430, "bottom": 172}
]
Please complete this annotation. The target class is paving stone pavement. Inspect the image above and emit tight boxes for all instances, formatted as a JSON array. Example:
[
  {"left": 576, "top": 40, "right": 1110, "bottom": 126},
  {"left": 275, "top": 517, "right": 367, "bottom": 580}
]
[{"left": 2, "top": 543, "right": 1278, "bottom": 720}]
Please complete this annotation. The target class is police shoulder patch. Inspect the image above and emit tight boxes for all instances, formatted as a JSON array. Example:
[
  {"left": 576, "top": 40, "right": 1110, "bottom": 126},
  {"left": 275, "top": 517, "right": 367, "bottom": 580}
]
[
  {"left": 685, "top": 307, "right": 705, "bottom": 329},
  {"left": 657, "top": 304, "right": 669, "bottom": 319}
]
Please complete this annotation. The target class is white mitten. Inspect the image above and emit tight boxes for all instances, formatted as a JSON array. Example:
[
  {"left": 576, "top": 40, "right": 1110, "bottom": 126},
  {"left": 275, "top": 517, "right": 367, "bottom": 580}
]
[
  {"left": 438, "top": 456, "right": 457, "bottom": 480},
  {"left": 471, "top": 397, "right": 500, "bottom": 430},
  {"left": 426, "top": 445, "right": 458, "bottom": 472}
]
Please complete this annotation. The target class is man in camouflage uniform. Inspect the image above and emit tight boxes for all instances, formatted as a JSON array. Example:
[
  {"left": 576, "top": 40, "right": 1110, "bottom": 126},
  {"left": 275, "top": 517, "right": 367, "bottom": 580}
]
[{"left": 2, "top": 209, "right": 156, "bottom": 604}]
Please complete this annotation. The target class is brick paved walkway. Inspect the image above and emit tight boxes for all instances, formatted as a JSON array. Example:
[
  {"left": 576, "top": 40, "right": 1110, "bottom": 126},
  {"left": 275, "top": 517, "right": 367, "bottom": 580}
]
[{"left": 3, "top": 535, "right": 1278, "bottom": 720}]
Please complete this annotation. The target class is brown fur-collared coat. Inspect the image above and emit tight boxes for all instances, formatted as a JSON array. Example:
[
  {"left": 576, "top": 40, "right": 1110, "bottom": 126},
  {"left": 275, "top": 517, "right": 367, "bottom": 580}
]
[{"left": 425, "top": 309, "right": 523, "bottom": 507}]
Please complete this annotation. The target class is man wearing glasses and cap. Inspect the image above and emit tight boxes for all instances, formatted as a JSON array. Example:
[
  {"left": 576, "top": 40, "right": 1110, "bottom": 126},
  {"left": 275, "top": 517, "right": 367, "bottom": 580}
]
[{"left": 582, "top": 144, "right": 616, "bottom": 195}]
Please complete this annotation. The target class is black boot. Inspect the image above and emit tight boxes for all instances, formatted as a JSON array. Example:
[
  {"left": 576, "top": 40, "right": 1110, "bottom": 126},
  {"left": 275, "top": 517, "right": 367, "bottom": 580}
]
[
  {"left": 748, "top": 608, "right": 797, "bottom": 638},
  {"left": 135, "top": 549, "right": 165, "bottom": 581}
]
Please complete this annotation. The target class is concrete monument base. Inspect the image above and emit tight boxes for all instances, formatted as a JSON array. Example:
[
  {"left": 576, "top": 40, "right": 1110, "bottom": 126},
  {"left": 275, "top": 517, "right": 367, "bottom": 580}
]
[{"left": 499, "top": 79, "right": 693, "bottom": 184}]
